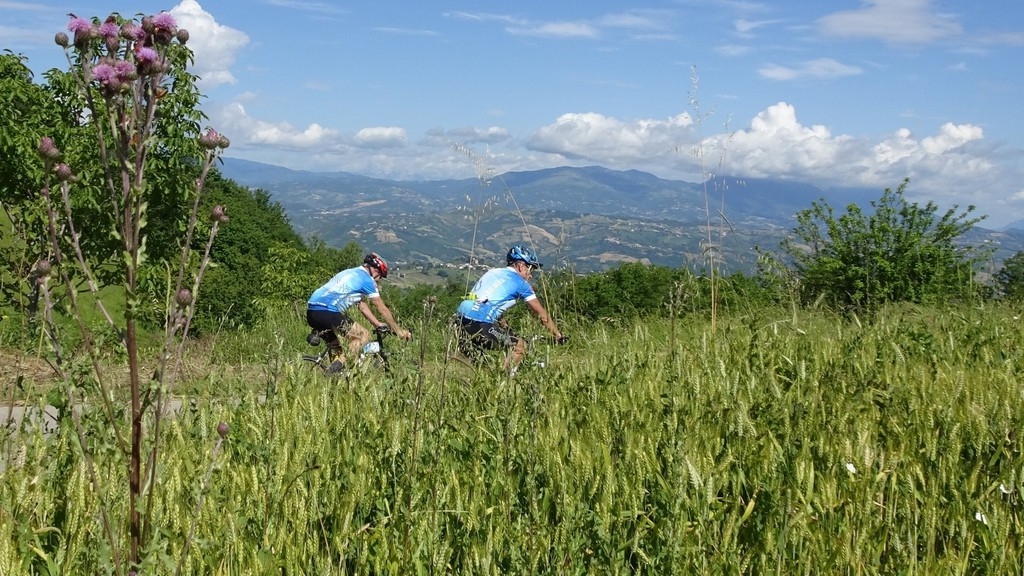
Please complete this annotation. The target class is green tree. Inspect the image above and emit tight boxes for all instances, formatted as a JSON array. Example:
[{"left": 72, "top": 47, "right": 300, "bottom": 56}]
[
  {"left": 781, "top": 178, "right": 988, "bottom": 312},
  {"left": 995, "top": 250, "right": 1024, "bottom": 301}
]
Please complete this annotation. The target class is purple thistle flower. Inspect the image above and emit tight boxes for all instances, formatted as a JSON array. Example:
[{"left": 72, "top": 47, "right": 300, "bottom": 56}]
[
  {"left": 92, "top": 63, "right": 116, "bottom": 84},
  {"left": 67, "top": 17, "right": 92, "bottom": 33},
  {"left": 99, "top": 21, "right": 119, "bottom": 39},
  {"left": 114, "top": 60, "right": 137, "bottom": 81},
  {"left": 135, "top": 46, "right": 158, "bottom": 63},
  {"left": 152, "top": 12, "right": 177, "bottom": 30}
]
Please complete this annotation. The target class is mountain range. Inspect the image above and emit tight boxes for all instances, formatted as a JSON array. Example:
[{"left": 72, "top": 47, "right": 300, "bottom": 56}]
[{"left": 219, "top": 158, "right": 1024, "bottom": 280}]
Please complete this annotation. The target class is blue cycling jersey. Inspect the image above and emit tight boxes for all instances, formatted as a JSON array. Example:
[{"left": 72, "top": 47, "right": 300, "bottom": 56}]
[
  {"left": 307, "top": 266, "right": 378, "bottom": 313},
  {"left": 456, "top": 266, "right": 536, "bottom": 324}
]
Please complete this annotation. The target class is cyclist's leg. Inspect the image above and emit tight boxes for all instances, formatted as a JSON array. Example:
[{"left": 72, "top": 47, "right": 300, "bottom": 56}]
[
  {"left": 485, "top": 324, "right": 523, "bottom": 372},
  {"left": 343, "top": 321, "right": 372, "bottom": 359},
  {"left": 307, "top": 309, "right": 349, "bottom": 367}
]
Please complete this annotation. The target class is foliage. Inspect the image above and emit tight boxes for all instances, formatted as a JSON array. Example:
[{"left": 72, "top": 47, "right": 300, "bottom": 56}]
[
  {"left": 540, "top": 263, "right": 789, "bottom": 323},
  {"left": 0, "top": 54, "right": 71, "bottom": 332},
  {"left": 780, "top": 178, "right": 989, "bottom": 313},
  {"left": 3, "top": 304, "right": 1023, "bottom": 573},
  {"left": 995, "top": 250, "right": 1024, "bottom": 301}
]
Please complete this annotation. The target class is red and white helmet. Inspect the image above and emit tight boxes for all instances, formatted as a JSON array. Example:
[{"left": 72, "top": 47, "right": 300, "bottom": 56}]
[{"left": 363, "top": 252, "right": 389, "bottom": 278}]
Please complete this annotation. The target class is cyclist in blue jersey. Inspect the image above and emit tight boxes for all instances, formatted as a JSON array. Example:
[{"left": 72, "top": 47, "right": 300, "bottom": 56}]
[
  {"left": 307, "top": 253, "right": 412, "bottom": 374},
  {"left": 455, "top": 245, "right": 567, "bottom": 372}
]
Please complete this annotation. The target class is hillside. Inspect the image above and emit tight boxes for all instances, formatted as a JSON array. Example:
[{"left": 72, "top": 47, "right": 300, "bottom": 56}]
[{"left": 219, "top": 158, "right": 1024, "bottom": 278}]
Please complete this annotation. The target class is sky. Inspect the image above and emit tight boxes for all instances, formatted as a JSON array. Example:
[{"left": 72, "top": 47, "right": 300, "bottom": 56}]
[{"left": 3, "top": 0, "right": 1024, "bottom": 227}]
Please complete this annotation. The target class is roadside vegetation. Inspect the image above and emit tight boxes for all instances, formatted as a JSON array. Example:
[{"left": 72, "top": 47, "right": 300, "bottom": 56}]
[{"left": 3, "top": 10, "right": 1024, "bottom": 576}]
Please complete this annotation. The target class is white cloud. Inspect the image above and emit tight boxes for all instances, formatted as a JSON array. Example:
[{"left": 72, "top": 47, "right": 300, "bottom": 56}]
[
  {"left": 170, "top": 0, "right": 249, "bottom": 88},
  {"left": 354, "top": 127, "right": 409, "bottom": 148},
  {"left": 817, "top": 0, "right": 961, "bottom": 44},
  {"left": 759, "top": 58, "right": 863, "bottom": 81},
  {"left": 508, "top": 21, "right": 599, "bottom": 39},
  {"left": 528, "top": 112, "right": 694, "bottom": 165},
  {"left": 216, "top": 101, "right": 339, "bottom": 148},
  {"left": 445, "top": 126, "right": 511, "bottom": 144}
]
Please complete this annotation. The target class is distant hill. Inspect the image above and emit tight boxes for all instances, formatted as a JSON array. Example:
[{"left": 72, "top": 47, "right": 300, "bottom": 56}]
[{"left": 218, "top": 157, "right": 1024, "bottom": 278}]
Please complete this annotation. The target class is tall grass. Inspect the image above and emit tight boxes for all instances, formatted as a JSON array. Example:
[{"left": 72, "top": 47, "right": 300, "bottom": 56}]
[{"left": 2, "top": 303, "right": 1022, "bottom": 573}]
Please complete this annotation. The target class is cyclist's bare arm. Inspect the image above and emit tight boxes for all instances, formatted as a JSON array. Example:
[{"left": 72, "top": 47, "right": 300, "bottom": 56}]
[
  {"left": 526, "top": 298, "right": 563, "bottom": 340},
  {"left": 357, "top": 300, "right": 382, "bottom": 327},
  {"left": 370, "top": 296, "right": 412, "bottom": 340}
]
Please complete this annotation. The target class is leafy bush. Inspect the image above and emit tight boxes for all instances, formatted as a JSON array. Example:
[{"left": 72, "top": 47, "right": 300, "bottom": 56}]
[{"left": 780, "top": 178, "right": 989, "bottom": 313}]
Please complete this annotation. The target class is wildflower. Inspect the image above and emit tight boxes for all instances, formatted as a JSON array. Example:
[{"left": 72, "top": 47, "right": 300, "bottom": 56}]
[
  {"left": 217, "top": 422, "right": 229, "bottom": 438},
  {"left": 99, "top": 20, "right": 119, "bottom": 39},
  {"left": 67, "top": 16, "right": 92, "bottom": 34},
  {"left": 845, "top": 462, "right": 857, "bottom": 474},
  {"left": 152, "top": 12, "right": 177, "bottom": 45},
  {"left": 114, "top": 59, "right": 137, "bottom": 82},
  {"left": 91, "top": 63, "right": 116, "bottom": 84},
  {"left": 152, "top": 12, "right": 177, "bottom": 30},
  {"left": 134, "top": 46, "right": 158, "bottom": 64},
  {"left": 175, "top": 288, "right": 193, "bottom": 307},
  {"left": 37, "top": 137, "right": 61, "bottom": 161},
  {"left": 974, "top": 511, "right": 988, "bottom": 526},
  {"left": 1000, "top": 483, "right": 1012, "bottom": 494},
  {"left": 67, "top": 16, "right": 95, "bottom": 49}
]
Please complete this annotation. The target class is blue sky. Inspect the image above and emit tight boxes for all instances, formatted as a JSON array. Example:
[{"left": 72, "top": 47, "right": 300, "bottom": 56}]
[{"left": 4, "top": 0, "right": 1024, "bottom": 227}]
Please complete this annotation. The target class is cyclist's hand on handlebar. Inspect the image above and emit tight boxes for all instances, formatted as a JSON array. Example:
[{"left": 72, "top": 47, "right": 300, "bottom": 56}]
[{"left": 396, "top": 328, "right": 413, "bottom": 341}]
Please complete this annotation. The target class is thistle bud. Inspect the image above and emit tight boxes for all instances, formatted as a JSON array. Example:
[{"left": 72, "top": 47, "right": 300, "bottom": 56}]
[
  {"left": 54, "top": 163, "right": 76, "bottom": 182},
  {"left": 217, "top": 134, "right": 230, "bottom": 149},
  {"left": 211, "top": 205, "right": 229, "bottom": 223},
  {"left": 37, "top": 137, "right": 61, "bottom": 161},
  {"left": 176, "top": 28, "right": 190, "bottom": 45},
  {"left": 217, "top": 421, "right": 229, "bottom": 438},
  {"left": 34, "top": 260, "right": 52, "bottom": 277},
  {"left": 198, "top": 129, "right": 220, "bottom": 150},
  {"left": 175, "top": 288, "right": 193, "bottom": 307},
  {"left": 55, "top": 32, "right": 69, "bottom": 48}
]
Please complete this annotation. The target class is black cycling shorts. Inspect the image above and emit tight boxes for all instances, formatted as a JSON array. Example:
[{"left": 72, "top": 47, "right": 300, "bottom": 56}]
[
  {"left": 306, "top": 308, "right": 354, "bottom": 347},
  {"left": 457, "top": 317, "right": 519, "bottom": 349}
]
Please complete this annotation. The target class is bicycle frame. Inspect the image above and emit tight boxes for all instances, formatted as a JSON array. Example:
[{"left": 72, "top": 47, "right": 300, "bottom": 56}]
[{"left": 303, "top": 324, "right": 392, "bottom": 373}]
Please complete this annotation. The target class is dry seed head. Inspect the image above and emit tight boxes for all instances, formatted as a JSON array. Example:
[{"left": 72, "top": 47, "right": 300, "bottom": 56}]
[{"left": 211, "top": 204, "right": 229, "bottom": 223}]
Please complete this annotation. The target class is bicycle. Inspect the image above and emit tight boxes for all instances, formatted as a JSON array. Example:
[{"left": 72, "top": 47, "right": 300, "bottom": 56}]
[
  {"left": 303, "top": 324, "right": 393, "bottom": 374},
  {"left": 448, "top": 317, "right": 568, "bottom": 374}
]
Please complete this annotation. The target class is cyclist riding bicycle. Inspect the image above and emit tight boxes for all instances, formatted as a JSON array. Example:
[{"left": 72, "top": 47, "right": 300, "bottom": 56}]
[
  {"left": 306, "top": 252, "right": 412, "bottom": 374},
  {"left": 454, "top": 245, "right": 567, "bottom": 373}
]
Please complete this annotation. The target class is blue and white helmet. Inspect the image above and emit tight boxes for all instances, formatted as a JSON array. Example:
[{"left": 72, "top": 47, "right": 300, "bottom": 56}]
[{"left": 506, "top": 245, "right": 541, "bottom": 268}]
